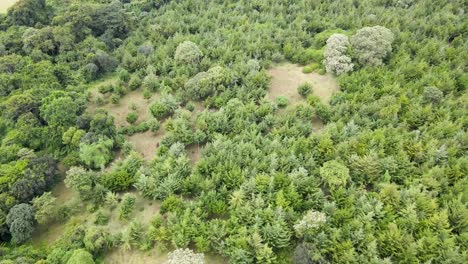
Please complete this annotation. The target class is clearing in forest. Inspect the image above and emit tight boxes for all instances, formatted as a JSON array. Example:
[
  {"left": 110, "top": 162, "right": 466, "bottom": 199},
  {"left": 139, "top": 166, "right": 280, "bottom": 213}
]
[
  {"left": 0, "top": 0, "right": 17, "bottom": 13},
  {"left": 267, "top": 63, "right": 339, "bottom": 104},
  {"left": 88, "top": 79, "right": 161, "bottom": 160}
]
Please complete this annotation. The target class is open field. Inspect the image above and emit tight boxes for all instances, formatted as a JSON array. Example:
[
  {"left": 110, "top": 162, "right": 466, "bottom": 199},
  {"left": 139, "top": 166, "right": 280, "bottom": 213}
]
[{"left": 0, "top": 0, "right": 17, "bottom": 13}]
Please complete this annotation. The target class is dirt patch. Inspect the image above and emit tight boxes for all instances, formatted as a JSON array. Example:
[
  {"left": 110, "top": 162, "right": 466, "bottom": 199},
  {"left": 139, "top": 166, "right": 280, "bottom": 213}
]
[
  {"left": 104, "top": 249, "right": 226, "bottom": 264},
  {"left": 128, "top": 130, "right": 164, "bottom": 161},
  {"left": 186, "top": 144, "right": 202, "bottom": 165},
  {"left": 104, "top": 248, "right": 168, "bottom": 264},
  {"left": 0, "top": 0, "right": 17, "bottom": 13},
  {"left": 267, "top": 64, "right": 339, "bottom": 105}
]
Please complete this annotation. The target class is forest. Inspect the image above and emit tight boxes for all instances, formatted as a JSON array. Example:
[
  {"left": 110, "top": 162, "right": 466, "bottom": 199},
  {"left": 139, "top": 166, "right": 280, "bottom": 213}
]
[{"left": 0, "top": 0, "right": 467, "bottom": 263}]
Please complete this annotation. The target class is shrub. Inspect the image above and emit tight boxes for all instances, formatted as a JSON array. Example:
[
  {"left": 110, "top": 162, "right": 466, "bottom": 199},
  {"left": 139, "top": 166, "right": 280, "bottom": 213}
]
[
  {"left": 32, "top": 192, "right": 58, "bottom": 225},
  {"left": 148, "top": 118, "right": 161, "bottom": 133},
  {"left": 83, "top": 63, "right": 99, "bottom": 82},
  {"left": 186, "top": 101, "right": 195, "bottom": 112},
  {"left": 126, "top": 111, "right": 138, "bottom": 124},
  {"left": 323, "top": 34, "right": 354, "bottom": 75},
  {"left": 150, "top": 95, "right": 179, "bottom": 119},
  {"left": 128, "top": 75, "right": 142, "bottom": 91},
  {"left": 66, "top": 249, "right": 94, "bottom": 264},
  {"left": 298, "top": 83, "right": 313, "bottom": 97},
  {"left": 175, "top": 41, "right": 203, "bottom": 64},
  {"left": 101, "top": 169, "right": 133, "bottom": 192},
  {"left": 302, "top": 63, "right": 319, "bottom": 73},
  {"left": 351, "top": 26, "right": 394, "bottom": 66},
  {"left": 119, "top": 193, "right": 136, "bottom": 220},
  {"left": 319, "top": 160, "right": 350, "bottom": 189},
  {"left": 111, "top": 94, "right": 120, "bottom": 104},
  {"left": 294, "top": 210, "right": 327, "bottom": 238},
  {"left": 423, "top": 86, "right": 443, "bottom": 104},
  {"left": 94, "top": 210, "right": 109, "bottom": 225},
  {"left": 160, "top": 195, "right": 184, "bottom": 214},
  {"left": 276, "top": 96, "right": 289, "bottom": 108},
  {"left": 143, "top": 73, "right": 159, "bottom": 92}
]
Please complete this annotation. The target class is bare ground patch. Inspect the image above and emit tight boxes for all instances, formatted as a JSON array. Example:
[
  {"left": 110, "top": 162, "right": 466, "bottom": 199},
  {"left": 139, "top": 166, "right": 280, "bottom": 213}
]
[
  {"left": 104, "top": 249, "right": 227, "bottom": 264},
  {"left": 0, "top": 0, "right": 17, "bottom": 13},
  {"left": 186, "top": 144, "right": 202, "bottom": 165},
  {"left": 127, "top": 130, "right": 164, "bottom": 161},
  {"left": 267, "top": 63, "right": 339, "bottom": 104}
]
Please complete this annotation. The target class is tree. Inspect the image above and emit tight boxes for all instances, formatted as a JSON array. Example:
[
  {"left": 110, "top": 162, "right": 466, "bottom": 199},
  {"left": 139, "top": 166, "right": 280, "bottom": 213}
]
[
  {"left": 40, "top": 97, "right": 81, "bottom": 128},
  {"left": 323, "top": 34, "right": 353, "bottom": 75},
  {"left": 32, "top": 192, "right": 58, "bottom": 225},
  {"left": 166, "top": 248, "right": 205, "bottom": 264},
  {"left": 351, "top": 26, "right": 394, "bottom": 66},
  {"left": 423, "top": 86, "right": 443, "bottom": 104},
  {"left": 174, "top": 41, "right": 203, "bottom": 64},
  {"left": 84, "top": 227, "right": 109, "bottom": 253},
  {"left": 64, "top": 167, "right": 97, "bottom": 201},
  {"left": 319, "top": 160, "right": 350, "bottom": 189},
  {"left": 6, "top": 203, "right": 36, "bottom": 244},
  {"left": 7, "top": 0, "right": 50, "bottom": 27},
  {"left": 79, "top": 138, "right": 114, "bottom": 169},
  {"left": 293, "top": 210, "right": 326, "bottom": 238},
  {"left": 66, "top": 249, "right": 95, "bottom": 264},
  {"left": 185, "top": 66, "right": 228, "bottom": 100}
]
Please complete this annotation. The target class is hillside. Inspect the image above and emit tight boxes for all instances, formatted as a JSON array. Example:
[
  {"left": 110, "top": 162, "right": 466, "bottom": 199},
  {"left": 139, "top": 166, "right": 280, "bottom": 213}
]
[{"left": 0, "top": 0, "right": 466, "bottom": 263}]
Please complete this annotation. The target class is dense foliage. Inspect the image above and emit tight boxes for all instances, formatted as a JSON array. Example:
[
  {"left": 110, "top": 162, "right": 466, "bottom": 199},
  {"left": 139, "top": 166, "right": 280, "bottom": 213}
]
[{"left": 0, "top": 0, "right": 466, "bottom": 263}]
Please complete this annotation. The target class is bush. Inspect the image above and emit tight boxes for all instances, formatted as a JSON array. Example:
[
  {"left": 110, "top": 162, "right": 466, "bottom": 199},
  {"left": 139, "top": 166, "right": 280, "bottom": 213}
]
[
  {"left": 101, "top": 169, "right": 133, "bottom": 192},
  {"left": 276, "top": 96, "right": 289, "bottom": 108},
  {"left": 423, "top": 86, "right": 443, "bottom": 104},
  {"left": 128, "top": 75, "right": 142, "bottom": 91},
  {"left": 119, "top": 193, "right": 136, "bottom": 220},
  {"left": 148, "top": 119, "right": 161, "bottom": 133},
  {"left": 175, "top": 41, "right": 203, "bottom": 64},
  {"left": 126, "top": 111, "right": 138, "bottom": 124},
  {"left": 150, "top": 95, "right": 179, "bottom": 119},
  {"left": 66, "top": 249, "right": 94, "bottom": 264},
  {"left": 298, "top": 83, "right": 313, "bottom": 97},
  {"left": 302, "top": 63, "right": 319, "bottom": 73}
]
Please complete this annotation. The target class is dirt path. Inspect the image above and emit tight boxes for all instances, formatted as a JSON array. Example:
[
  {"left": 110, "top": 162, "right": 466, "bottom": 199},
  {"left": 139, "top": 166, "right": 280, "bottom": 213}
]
[{"left": 267, "top": 63, "right": 339, "bottom": 104}]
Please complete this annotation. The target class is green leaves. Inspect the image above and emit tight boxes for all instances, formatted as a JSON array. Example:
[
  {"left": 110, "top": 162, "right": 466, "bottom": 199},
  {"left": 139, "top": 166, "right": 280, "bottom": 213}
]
[{"left": 319, "top": 160, "right": 350, "bottom": 190}]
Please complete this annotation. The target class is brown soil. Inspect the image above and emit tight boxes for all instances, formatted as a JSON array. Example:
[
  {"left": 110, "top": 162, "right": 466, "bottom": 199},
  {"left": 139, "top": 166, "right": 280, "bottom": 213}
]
[
  {"left": 186, "top": 144, "right": 202, "bottom": 165},
  {"left": 104, "top": 249, "right": 227, "bottom": 264},
  {"left": 267, "top": 63, "right": 339, "bottom": 105},
  {"left": 104, "top": 248, "right": 168, "bottom": 264},
  {"left": 127, "top": 130, "right": 164, "bottom": 161}
]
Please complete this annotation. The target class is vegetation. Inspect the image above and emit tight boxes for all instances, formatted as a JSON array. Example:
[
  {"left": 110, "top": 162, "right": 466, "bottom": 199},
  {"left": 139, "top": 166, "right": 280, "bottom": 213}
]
[{"left": 0, "top": 0, "right": 466, "bottom": 263}]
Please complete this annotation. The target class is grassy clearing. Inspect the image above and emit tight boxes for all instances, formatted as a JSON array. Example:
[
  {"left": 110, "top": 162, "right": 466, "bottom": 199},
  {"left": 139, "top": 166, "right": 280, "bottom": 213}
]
[
  {"left": 0, "top": 0, "right": 17, "bottom": 13},
  {"left": 267, "top": 63, "right": 339, "bottom": 104}
]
